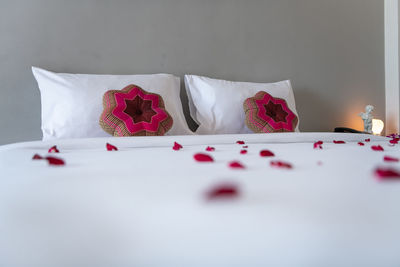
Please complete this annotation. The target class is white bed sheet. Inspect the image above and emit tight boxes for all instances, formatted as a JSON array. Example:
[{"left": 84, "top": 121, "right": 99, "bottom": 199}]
[{"left": 0, "top": 133, "right": 399, "bottom": 267}]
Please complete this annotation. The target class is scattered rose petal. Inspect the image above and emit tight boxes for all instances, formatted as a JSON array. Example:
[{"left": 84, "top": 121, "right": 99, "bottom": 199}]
[
  {"left": 358, "top": 142, "right": 365, "bottom": 146},
  {"left": 45, "top": 156, "right": 65, "bottom": 166},
  {"left": 313, "top": 141, "right": 323, "bottom": 149},
  {"left": 206, "top": 146, "right": 215, "bottom": 152},
  {"left": 371, "top": 145, "right": 384, "bottom": 151},
  {"left": 384, "top": 156, "right": 399, "bottom": 162},
  {"left": 374, "top": 167, "right": 400, "bottom": 180},
  {"left": 172, "top": 142, "right": 183, "bottom": 151},
  {"left": 242, "top": 145, "right": 248, "bottom": 148},
  {"left": 206, "top": 183, "right": 240, "bottom": 200},
  {"left": 240, "top": 149, "right": 247, "bottom": 154},
  {"left": 236, "top": 141, "right": 245, "bottom": 145},
  {"left": 270, "top": 160, "right": 292, "bottom": 169},
  {"left": 106, "top": 143, "right": 118, "bottom": 151},
  {"left": 48, "top": 145, "right": 59, "bottom": 153},
  {"left": 365, "top": 138, "right": 371, "bottom": 142},
  {"left": 194, "top": 153, "right": 214, "bottom": 162},
  {"left": 333, "top": 140, "right": 346, "bottom": 144},
  {"left": 389, "top": 138, "right": 399, "bottom": 145},
  {"left": 32, "top": 154, "right": 43, "bottom": 160},
  {"left": 260, "top": 150, "right": 275, "bottom": 157},
  {"left": 228, "top": 161, "right": 246, "bottom": 169}
]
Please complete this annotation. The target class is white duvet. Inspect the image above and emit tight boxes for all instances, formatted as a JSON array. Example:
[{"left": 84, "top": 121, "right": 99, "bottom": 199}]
[{"left": 0, "top": 133, "right": 399, "bottom": 267}]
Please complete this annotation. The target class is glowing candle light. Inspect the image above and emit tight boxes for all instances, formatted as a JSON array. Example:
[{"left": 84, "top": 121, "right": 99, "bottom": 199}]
[{"left": 372, "top": 119, "right": 384, "bottom": 135}]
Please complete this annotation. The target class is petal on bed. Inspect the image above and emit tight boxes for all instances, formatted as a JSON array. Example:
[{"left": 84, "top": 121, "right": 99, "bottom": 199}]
[
  {"left": 45, "top": 156, "right": 65, "bottom": 166},
  {"left": 106, "top": 143, "right": 118, "bottom": 151},
  {"left": 240, "top": 149, "right": 248, "bottom": 154},
  {"left": 313, "top": 141, "right": 323, "bottom": 149},
  {"left": 228, "top": 161, "right": 246, "bottom": 169},
  {"left": 236, "top": 141, "right": 245, "bottom": 145},
  {"left": 374, "top": 167, "right": 400, "bottom": 180},
  {"left": 270, "top": 160, "right": 292, "bottom": 169},
  {"left": 48, "top": 145, "right": 59, "bottom": 153},
  {"left": 172, "top": 142, "right": 183, "bottom": 151},
  {"left": 206, "top": 183, "right": 240, "bottom": 200},
  {"left": 242, "top": 145, "right": 248, "bottom": 148},
  {"left": 194, "top": 153, "right": 214, "bottom": 162},
  {"left": 32, "top": 154, "right": 43, "bottom": 160},
  {"left": 206, "top": 146, "right": 215, "bottom": 152},
  {"left": 384, "top": 156, "right": 399, "bottom": 162},
  {"left": 333, "top": 140, "right": 346, "bottom": 144},
  {"left": 371, "top": 145, "right": 384, "bottom": 151},
  {"left": 260, "top": 150, "right": 275, "bottom": 157},
  {"left": 365, "top": 138, "right": 371, "bottom": 142},
  {"left": 358, "top": 142, "right": 365, "bottom": 146},
  {"left": 389, "top": 138, "right": 399, "bottom": 145}
]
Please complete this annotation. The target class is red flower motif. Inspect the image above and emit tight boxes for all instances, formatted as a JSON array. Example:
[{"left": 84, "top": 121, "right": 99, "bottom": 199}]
[
  {"left": 371, "top": 145, "right": 384, "bottom": 151},
  {"left": 206, "top": 146, "right": 215, "bottom": 152},
  {"left": 384, "top": 156, "right": 399, "bottom": 162},
  {"left": 173, "top": 142, "right": 183, "bottom": 151},
  {"left": 236, "top": 141, "right": 245, "bottom": 145},
  {"left": 106, "top": 143, "right": 118, "bottom": 151},
  {"left": 358, "top": 142, "right": 365, "bottom": 146},
  {"left": 270, "top": 160, "right": 292, "bottom": 169},
  {"left": 194, "top": 153, "right": 214, "bottom": 162},
  {"left": 374, "top": 167, "right": 400, "bottom": 180},
  {"left": 228, "top": 161, "right": 246, "bottom": 169},
  {"left": 260, "top": 150, "right": 275, "bottom": 157},
  {"left": 206, "top": 183, "right": 240, "bottom": 200},
  {"left": 333, "top": 140, "right": 346, "bottom": 144},
  {"left": 240, "top": 149, "right": 248, "bottom": 154},
  {"left": 313, "top": 141, "right": 323, "bottom": 149},
  {"left": 48, "top": 145, "right": 59, "bottom": 153}
]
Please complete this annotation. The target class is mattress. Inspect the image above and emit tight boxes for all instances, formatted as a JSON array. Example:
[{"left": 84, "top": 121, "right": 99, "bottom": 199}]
[{"left": 0, "top": 132, "right": 399, "bottom": 266}]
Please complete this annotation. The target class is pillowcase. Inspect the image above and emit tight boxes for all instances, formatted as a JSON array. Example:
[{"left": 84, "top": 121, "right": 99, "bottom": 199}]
[
  {"left": 244, "top": 91, "right": 298, "bottom": 133},
  {"left": 184, "top": 75, "right": 300, "bottom": 134},
  {"left": 32, "top": 67, "right": 192, "bottom": 140},
  {"left": 100, "top": 84, "right": 173, "bottom": 136}
]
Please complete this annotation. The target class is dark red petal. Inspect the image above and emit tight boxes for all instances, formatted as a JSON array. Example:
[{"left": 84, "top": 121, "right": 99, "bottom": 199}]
[
  {"left": 48, "top": 145, "right": 59, "bottom": 153},
  {"left": 45, "top": 156, "right": 65, "bottom": 166},
  {"left": 260, "top": 150, "right": 275, "bottom": 157},
  {"left": 365, "top": 138, "right": 371, "bottom": 142},
  {"left": 374, "top": 167, "right": 400, "bottom": 180},
  {"left": 371, "top": 145, "right": 384, "bottom": 151},
  {"left": 240, "top": 149, "right": 248, "bottom": 154},
  {"left": 172, "top": 142, "right": 183, "bottom": 151},
  {"left": 242, "top": 145, "right": 248, "bottom": 148},
  {"left": 270, "top": 160, "right": 293, "bottom": 169},
  {"left": 206, "top": 183, "right": 240, "bottom": 200},
  {"left": 313, "top": 141, "right": 323, "bottom": 149},
  {"left": 32, "top": 154, "right": 43, "bottom": 160},
  {"left": 389, "top": 139, "right": 399, "bottom": 145},
  {"left": 206, "top": 146, "right": 215, "bottom": 152},
  {"left": 228, "top": 161, "right": 246, "bottom": 169},
  {"left": 194, "top": 153, "right": 214, "bottom": 162},
  {"left": 333, "top": 140, "right": 346, "bottom": 144},
  {"left": 106, "top": 143, "right": 118, "bottom": 151},
  {"left": 384, "top": 156, "right": 399, "bottom": 162},
  {"left": 358, "top": 142, "right": 365, "bottom": 146},
  {"left": 236, "top": 141, "right": 245, "bottom": 145}
]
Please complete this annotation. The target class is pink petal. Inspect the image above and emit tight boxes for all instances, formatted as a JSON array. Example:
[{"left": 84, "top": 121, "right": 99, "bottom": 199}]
[
  {"left": 240, "top": 149, "right": 248, "bottom": 154},
  {"left": 206, "top": 183, "right": 240, "bottom": 200},
  {"left": 358, "top": 142, "right": 365, "bottom": 146},
  {"left": 260, "top": 150, "right": 275, "bottom": 157},
  {"left": 32, "top": 154, "right": 43, "bottom": 160},
  {"left": 228, "top": 161, "right": 246, "bottom": 169},
  {"left": 384, "top": 156, "right": 399, "bottom": 162},
  {"left": 236, "top": 141, "right": 245, "bottom": 145},
  {"left": 374, "top": 167, "right": 400, "bottom": 180},
  {"left": 45, "top": 156, "right": 65, "bottom": 166},
  {"left": 365, "top": 138, "right": 371, "bottom": 142},
  {"left": 371, "top": 145, "right": 384, "bottom": 151},
  {"left": 172, "top": 142, "right": 183, "bottom": 151},
  {"left": 194, "top": 153, "right": 214, "bottom": 162},
  {"left": 313, "top": 141, "right": 323, "bottom": 149},
  {"left": 48, "top": 145, "right": 59, "bottom": 153},
  {"left": 206, "top": 146, "right": 215, "bottom": 152},
  {"left": 242, "top": 145, "right": 248, "bottom": 148},
  {"left": 333, "top": 140, "right": 346, "bottom": 144},
  {"left": 270, "top": 160, "right": 293, "bottom": 169},
  {"left": 106, "top": 143, "right": 118, "bottom": 151}
]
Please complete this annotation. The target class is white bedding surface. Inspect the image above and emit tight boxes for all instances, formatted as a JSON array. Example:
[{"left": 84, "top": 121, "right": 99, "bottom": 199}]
[{"left": 0, "top": 133, "right": 399, "bottom": 267}]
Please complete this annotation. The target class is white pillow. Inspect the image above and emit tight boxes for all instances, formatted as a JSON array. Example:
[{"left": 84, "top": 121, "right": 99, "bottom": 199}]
[
  {"left": 184, "top": 75, "right": 300, "bottom": 134},
  {"left": 33, "top": 67, "right": 193, "bottom": 140}
]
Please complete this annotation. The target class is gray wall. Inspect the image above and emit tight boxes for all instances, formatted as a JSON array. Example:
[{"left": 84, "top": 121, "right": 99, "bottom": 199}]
[{"left": 0, "top": 0, "right": 384, "bottom": 144}]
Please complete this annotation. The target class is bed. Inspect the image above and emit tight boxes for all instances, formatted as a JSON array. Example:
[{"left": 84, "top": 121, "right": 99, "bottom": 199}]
[{"left": 0, "top": 132, "right": 399, "bottom": 266}]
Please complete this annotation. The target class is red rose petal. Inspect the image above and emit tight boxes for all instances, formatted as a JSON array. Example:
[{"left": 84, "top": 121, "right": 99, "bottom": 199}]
[
  {"left": 206, "top": 146, "right": 215, "bottom": 152},
  {"left": 389, "top": 138, "right": 399, "bottom": 145},
  {"left": 106, "top": 143, "right": 118, "bottom": 151},
  {"left": 206, "top": 183, "right": 239, "bottom": 200},
  {"left": 48, "top": 145, "right": 59, "bottom": 153},
  {"left": 270, "top": 160, "right": 293, "bottom": 169},
  {"left": 32, "top": 154, "right": 43, "bottom": 160},
  {"left": 384, "top": 156, "right": 399, "bottom": 162},
  {"left": 240, "top": 149, "right": 247, "bottom": 154},
  {"left": 228, "top": 161, "right": 246, "bottom": 169},
  {"left": 236, "top": 141, "right": 245, "bottom": 145},
  {"left": 365, "top": 138, "right": 371, "bottom": 142},
  {"left": 194, "top": 153, "right": 214, "bottom": 162},
  {"left": 45, "top": 156, "right": 65, "bottom": 166},
  {"left": 260, "top": 150, "right": 275, "bottom": 157},
  {"left": 374, "top": 167, "right": 400, "bottom": 180},
  {"left": 358, "top": 142, "right": 365, "bottom": 146},
  {"left": 333, "top": 140, "right": 346, "bottom": 144},
  {"left": 172, "top": 142, "right": 183, "bottom": 151},
  {"left": 371, "top": 145, "right": 384, "bottom": 151},
  {"left": 242, "top": 145, "right": 248, "bottom": 148},
  {"left": 313, "top": 141, "right": 323, "bottom": 149}
]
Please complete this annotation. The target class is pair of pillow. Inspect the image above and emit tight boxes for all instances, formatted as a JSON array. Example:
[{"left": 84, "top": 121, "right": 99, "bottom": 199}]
[{"left": 33, "top": 67, "right": 299, "bottom": 140}]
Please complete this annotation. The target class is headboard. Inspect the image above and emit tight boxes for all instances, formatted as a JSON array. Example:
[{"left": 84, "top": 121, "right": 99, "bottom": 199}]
[{"left": 0, "top": 0, "right": 384, "bottom": 144}]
